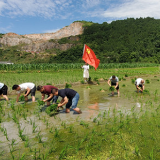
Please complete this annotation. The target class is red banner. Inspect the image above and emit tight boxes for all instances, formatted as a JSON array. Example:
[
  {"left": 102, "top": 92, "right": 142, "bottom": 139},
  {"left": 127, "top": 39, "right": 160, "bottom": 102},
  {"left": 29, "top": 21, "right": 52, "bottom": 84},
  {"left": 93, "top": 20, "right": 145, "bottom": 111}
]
[{"left": 82, "top": 44, "right": 100, "bottom": 70}]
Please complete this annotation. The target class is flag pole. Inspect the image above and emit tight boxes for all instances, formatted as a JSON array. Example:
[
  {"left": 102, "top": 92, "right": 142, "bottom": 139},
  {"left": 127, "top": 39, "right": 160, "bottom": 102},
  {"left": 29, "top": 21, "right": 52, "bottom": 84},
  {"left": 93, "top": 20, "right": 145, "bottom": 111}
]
[{"left": 82, "top": 44, "right": 85, "bottom": 56}]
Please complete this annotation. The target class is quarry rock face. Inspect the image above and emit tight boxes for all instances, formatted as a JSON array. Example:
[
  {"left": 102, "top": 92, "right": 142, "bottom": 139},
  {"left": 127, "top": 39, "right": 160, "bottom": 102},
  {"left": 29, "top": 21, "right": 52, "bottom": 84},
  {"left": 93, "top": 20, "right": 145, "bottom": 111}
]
[
  {"left": 23, "top": 22, "right": 84, "bottom": 40},
  {"left": 0, "top": 22, "right": 83, "bottom": 52}
]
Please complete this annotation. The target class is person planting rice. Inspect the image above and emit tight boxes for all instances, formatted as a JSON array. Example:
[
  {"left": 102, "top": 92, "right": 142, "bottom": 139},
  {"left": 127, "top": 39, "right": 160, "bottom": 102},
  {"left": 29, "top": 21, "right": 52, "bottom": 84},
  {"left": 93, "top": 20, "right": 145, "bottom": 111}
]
[
  {"left": 0, "top": 82, "right": 9, "bottom": 101},
  {"left": 107, "top": 75, "right": 120, "bottom": 96},
  {"left": 81, "top": 62, "right": 89, "bottom": 83},
  {"left": 12, "top": 82, "right": 36, "bottom": 102},
  {"left": 135, "top": 78, "right": 145, "bottom": 93},
  {"left": 51, "top": 88, "right": 82, "bottom": 114},
  {"left": 37, "top": 85, "right": 58, "bottom": 106}
]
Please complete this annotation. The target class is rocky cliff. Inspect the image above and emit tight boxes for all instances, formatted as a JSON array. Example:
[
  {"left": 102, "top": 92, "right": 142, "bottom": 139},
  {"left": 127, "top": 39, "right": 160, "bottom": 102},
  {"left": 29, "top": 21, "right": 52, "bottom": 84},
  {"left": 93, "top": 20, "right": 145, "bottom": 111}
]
[{"left": 0, "top": 22, "right": 84, "bottom": 52}]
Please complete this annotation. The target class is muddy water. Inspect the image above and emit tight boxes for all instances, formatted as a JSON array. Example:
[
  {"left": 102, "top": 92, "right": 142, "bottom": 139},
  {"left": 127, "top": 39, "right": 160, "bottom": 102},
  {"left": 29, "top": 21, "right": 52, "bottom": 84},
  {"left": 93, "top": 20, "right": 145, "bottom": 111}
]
[{"left": 0, "top": 76, "right": 158, "bottom": 159}]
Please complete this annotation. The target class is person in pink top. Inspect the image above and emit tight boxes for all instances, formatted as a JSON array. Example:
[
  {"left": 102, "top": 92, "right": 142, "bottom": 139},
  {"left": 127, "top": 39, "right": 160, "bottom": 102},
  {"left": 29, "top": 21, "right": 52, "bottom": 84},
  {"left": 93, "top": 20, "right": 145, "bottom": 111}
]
[{"left": 37, "top": 85, "right": 58, "bottom": 106}]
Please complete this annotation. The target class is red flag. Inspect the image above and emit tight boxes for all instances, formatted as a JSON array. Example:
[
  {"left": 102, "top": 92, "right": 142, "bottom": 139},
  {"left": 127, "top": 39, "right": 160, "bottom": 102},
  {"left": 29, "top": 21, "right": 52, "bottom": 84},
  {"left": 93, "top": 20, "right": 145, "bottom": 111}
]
[{"left": 82, "top": 44, "right": 100, "bottom": 70}]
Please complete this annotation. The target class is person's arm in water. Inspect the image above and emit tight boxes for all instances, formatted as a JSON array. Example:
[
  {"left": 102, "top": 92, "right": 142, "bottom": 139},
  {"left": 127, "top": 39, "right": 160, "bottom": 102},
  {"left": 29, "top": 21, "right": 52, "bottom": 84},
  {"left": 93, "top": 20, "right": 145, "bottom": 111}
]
[
  {"left": 115, "top": 82, "right": 119, "bottom": 88},
  {"left": 41, "top": 93, "right": 45, "bottom": 100},
  {"left": 136, "top": 85, "right": 143, "bottom": 92},
  {"left": 24, "top": 87, "right": 31, "bottom": 97},
  {"left": 107, "top": 79, "right": 111, "bottom": 87},
  {"left": 43, "top": 93, "right": 54, "bottom": 102},
  {"left": 58, "top": 96, "right": 68, "bottom": 107},
  {"left": 16, "top": 93, "right": 21, "bottom": 102}
]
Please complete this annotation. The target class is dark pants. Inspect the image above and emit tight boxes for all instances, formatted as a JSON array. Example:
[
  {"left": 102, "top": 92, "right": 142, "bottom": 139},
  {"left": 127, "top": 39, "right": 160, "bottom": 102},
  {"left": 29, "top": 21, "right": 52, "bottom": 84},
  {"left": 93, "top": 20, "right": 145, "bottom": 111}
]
[
  {"left": 0, "top": 85, "right": 8, "bottom": 95},
  {"left": 111, "top": 82, "right": 119, "bottom": 90}
]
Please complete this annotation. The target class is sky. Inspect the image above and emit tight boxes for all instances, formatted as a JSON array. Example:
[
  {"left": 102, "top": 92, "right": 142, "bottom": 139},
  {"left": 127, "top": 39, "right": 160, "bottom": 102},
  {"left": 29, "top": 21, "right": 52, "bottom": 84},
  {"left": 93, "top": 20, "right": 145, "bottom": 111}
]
[{"left": 0, "top": 0, "right": 160, "bottom": 35}]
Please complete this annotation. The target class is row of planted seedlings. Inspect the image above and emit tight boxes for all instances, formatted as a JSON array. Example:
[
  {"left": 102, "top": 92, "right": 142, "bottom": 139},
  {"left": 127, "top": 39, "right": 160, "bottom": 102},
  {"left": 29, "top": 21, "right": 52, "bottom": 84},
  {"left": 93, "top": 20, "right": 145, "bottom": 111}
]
[{"left": 1, "top": 88, "right": 160, "bottom": 159}]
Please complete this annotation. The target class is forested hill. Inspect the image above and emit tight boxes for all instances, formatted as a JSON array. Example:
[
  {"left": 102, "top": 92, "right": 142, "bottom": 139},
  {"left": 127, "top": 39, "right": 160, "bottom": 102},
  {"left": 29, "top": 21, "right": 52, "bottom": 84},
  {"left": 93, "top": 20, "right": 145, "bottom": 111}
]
[
  {"left": 53, "top": 17, "right": 160, "bottom": 63},
  {"left": 1, "top": 17, "right": 160, "bottom": 64}
]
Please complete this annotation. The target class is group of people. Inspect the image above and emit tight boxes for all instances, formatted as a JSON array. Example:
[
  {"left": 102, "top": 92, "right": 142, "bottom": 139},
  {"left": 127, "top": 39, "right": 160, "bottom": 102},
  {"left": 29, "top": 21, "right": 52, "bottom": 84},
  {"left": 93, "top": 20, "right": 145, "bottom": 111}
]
[
  {"left": 0, "top": 82, "right": 82, "bottom": 114},
  {"left": 107, "top": 76, "right": 145, "bottom": 96},
  {"left": 0, "top": 76, "right": 145, "bottom": 114}
]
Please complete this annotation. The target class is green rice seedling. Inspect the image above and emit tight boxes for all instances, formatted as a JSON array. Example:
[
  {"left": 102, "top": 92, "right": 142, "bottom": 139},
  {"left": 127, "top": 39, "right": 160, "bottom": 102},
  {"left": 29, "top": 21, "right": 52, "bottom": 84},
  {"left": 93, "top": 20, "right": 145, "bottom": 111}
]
[
  {"left": 59, "top": 145, "right": 68, "bottom": 160},
  {"left": 46, "top": 83, "right": 52, "bottom": 85},
  {"left": 33, "top": 148, "right": 37, "bottom": 160},
  {"left": 45, "top": 104, "right": 58, "bottom": 116},
  {"left": 87, "top": 86, "right": 91, "bottom": 89},
  {"left": 68, "top": 125, "right": 73, "bottom": 133},
  {"left": 36, "top": 131, "right": 42, "bottom": 143},
  {"left": 40, "top": 152, "right": 48, "bottom": 160},
  {"left": 85, "top": 145, "right": 90, "bottom": 158},
  {"left": 12, "top": 113, "right": 19, "bottom": 124},
  {"left": 4, "top": 128, "right": 9, "bottom": 141},
  {"left": 65, "top": 83, "right": 72, "bottom": 88},
  {"left": 19, "top": 130, "right": 26, "bottom": 141},
  {"left": 49, "top": 127, "right": 54, "bottom": 133},
  {"left": 80, "top": 121, "right": 89, "bottom": 128},
  {"left": 32, "top": 121, "right": 38, "bottom": 133},
  {"left": 76, "top": 140, "right": 83, "bottom": 153},
  {"left": 122, "top": 77, "right": 126, "bottom": 80},
  {"left": 155, "top": 89, "right": 158, "bottom": 96},
  {"left": 48, "top": 145, "right": 56, "bottom": 154},
  {"left": 131, "top": 79, "right": 135, "bottom": 84},
  {"left": 149, "top": 148, "right": 154, "bottom": 160},
  {"left": 61, "top": 121, "right": 66, "bottom": 129},
  {"left": 24, "top": 136, "right": 29, "bottom": 147},
  {"left": 109, "top": 145, "right": 113, "bottom": 158},
  {"left": 125, "top": 74, "right": 128, "bottom": 77},
  {"left": 37, "top": 100, "right": 45, "bottom": 106},
  {"left": 143, "top": 89, "right": 150, "bottom": 95},
  {"left": 146, "top": 79, "right": 150, "bottom": 84},
  {"left": 135, "top": 145, "right": 141, "bottom": 157},
  {"left": 83, "top": 133, "right": 88, "bottom": 142},
  {"left": 122, "top": 141, "right": 127, "bottom": 150},
  {"left": 122, "top": 84, "right": 126, "bottom": 87},
  {"left": 10, "top": 101, "right": 15, "bottom": 111},
  {"left": 119, "top": 78, "right": 122, "bottom": 81},
  {"left": 9, "top": 145, "right": 15, "bottom": 160},
  {"left": 109, "top": 86, "right": 115, "bottom": 91},
  {"left": 19, "top": 153, "right": 26, "bottom": 160},
  {"left": 80, "top": 80, "right": 85, "bottom": 84},
  {"left": 19, "top": 95, "right": 25, "bottom": 101},
  {"left": 22, "top": 112, "right": 27, "bottom": 120},
  {"left": 54, "top": 128, "right": 59, "bottom": 138},
  {"left": 46, "top": 120, "right": 49, "bottom": 128}
]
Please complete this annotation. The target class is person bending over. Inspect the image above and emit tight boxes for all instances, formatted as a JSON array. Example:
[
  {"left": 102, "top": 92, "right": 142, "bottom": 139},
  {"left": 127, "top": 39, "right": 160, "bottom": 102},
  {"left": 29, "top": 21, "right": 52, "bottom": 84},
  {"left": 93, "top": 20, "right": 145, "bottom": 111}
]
[
  {"left": 107, "top": 75, "right": 120, "bottom": 96},
  {"left": 12, "top": 82, "right": 36, "bottom": 102},
  {"left": 135, "top": 78, "right": 145, "bottom": 93},
  {"left": 0, "top": 82, "right": 9, "bottom": 101},
  {"left": 37, "top": 85, "right": 58, "bottom": 106},
  {"left": 52, "top": 88, "right": 82, "bottom": 114}
]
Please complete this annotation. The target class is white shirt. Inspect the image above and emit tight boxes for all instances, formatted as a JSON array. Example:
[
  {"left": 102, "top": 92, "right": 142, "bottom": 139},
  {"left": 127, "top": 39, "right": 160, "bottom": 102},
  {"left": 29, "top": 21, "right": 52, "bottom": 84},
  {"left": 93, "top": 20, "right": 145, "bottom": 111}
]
[
  {"left": 109, "top": 76, "right": 119, "bottom": 83},
  {"left": 135, "top": 78, "right": 145, "bottom": 86},
  {"left": 17, "top": 82, "right": 35, "bottom": 94},
  {"left": 82, "top": 65, "right": 89, "bottom": 71},
  {"left": 0, "top": 83, "right": 4, "bottom": 89}
]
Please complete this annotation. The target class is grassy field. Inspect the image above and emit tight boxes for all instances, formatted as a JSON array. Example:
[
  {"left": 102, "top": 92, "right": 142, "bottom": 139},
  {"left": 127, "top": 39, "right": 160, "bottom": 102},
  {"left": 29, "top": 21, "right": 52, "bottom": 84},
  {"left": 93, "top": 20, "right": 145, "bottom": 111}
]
[{"left": 0, "top": 65, "right": 160, "bottom": 159}]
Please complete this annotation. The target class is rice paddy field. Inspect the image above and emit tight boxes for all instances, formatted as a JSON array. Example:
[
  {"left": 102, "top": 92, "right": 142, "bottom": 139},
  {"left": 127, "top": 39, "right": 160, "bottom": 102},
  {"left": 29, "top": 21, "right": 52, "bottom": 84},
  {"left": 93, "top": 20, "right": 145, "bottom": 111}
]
[{"left": 1, "top": 63, "right": 160, "bottom": 159}]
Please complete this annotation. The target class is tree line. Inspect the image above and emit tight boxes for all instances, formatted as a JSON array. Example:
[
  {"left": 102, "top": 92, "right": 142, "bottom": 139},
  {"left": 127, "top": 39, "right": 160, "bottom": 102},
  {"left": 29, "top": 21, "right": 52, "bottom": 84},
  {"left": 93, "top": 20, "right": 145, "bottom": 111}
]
[{"left": 53, "top": 17, "right": 160, "bottom": 63}]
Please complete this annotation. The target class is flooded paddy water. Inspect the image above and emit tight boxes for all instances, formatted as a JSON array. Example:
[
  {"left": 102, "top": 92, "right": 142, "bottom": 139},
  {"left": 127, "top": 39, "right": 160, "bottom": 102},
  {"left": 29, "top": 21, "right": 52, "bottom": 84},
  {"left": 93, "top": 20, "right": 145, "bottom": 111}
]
[{"left": 1, "top": 75, "right": 160, "bottom": 159}]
